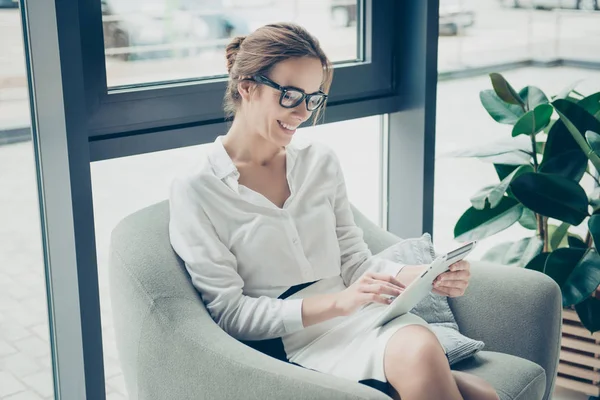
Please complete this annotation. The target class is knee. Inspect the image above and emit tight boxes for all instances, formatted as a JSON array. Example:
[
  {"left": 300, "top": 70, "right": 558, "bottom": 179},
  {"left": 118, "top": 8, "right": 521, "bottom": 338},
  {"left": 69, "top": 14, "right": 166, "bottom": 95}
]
[{"left": 385, "top": 325, "right": 446, "bottom": 368}]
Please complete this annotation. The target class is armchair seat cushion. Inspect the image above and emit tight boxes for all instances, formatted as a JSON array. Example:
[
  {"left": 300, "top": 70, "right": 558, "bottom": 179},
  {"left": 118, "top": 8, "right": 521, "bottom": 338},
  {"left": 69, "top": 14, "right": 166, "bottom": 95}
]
[{"left": 452, "top": 351, "right": 546, "bottom": 400}]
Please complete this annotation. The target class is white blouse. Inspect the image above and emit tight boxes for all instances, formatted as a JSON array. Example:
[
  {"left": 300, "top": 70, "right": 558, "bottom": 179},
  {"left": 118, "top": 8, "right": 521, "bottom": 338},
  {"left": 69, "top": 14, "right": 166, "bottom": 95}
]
[{"left": 168, "top": 136, "right": 405, "bottom": 341}]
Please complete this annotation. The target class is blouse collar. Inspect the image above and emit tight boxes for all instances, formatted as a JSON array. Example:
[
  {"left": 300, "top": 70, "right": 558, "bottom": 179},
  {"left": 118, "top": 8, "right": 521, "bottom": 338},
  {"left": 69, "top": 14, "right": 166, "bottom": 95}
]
[{"left": 208, "top": 135, "right": 311, "bottom": 181}]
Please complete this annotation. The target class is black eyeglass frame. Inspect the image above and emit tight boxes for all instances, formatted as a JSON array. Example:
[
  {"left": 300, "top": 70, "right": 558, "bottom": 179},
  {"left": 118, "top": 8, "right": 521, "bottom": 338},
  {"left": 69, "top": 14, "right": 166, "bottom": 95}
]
[{"left": 249, "top": 75, "right": 328, "bottom": 111}]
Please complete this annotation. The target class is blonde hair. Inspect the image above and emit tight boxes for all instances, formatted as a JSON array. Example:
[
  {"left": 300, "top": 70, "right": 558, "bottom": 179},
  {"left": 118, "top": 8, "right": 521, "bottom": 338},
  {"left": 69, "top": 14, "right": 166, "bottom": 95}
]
[{"left": 224, "top": 22, "right": 333, "bottom": 124}]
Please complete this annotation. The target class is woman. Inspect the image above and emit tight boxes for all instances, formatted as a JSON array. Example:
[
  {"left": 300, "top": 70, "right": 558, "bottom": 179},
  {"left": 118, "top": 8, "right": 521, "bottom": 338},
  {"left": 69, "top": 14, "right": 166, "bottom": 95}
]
[{"left": 169, "top": 22, "right": 499, "bottom": 400}]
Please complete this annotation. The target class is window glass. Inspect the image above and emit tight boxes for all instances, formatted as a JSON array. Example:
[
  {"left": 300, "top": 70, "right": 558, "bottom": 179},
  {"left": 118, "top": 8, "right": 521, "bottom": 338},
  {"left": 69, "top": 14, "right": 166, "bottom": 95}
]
[
  {"left": 102, "top": 0, "right": 360, "bottom": 87},
  {"left": 0, "top": 4, "right": 55, "bottom": 399},
  {"left": 438, "top": 0, "right": 600, "bottom": 73},
  {"left": 435, "top": 0, "right": 600, "bottom": 267}
]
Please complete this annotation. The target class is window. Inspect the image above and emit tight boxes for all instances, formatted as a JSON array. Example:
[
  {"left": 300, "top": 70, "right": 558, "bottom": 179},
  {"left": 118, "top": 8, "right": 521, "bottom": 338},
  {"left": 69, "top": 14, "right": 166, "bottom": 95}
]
[
  {"left": 101, "top": 0, "right": 360, "bottom": 87},
  {"left": 433, "top": 0, "right": 600, "bottom": 261},
  {"left": 437, "top": 1, "right": 600, "bottom": 74},
  {"left": 0, "top": 5, "right": 54, "bottom": 398},
  {"left": 20, "top": 0, "right": 427, "bottom": 396}
]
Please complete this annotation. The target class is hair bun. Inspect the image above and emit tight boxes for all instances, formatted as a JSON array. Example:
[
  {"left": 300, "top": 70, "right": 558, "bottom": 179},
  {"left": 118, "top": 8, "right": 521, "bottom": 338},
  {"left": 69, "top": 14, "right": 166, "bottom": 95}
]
[{"left": 225, "top": 36, "right": 246, "bottom": 74}]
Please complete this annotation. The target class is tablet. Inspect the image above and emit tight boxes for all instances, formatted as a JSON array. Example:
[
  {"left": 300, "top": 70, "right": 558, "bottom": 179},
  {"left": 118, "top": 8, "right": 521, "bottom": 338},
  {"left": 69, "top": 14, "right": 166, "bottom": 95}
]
[{"left": 368, "top": 240, "right": 477, "bottom": 330}]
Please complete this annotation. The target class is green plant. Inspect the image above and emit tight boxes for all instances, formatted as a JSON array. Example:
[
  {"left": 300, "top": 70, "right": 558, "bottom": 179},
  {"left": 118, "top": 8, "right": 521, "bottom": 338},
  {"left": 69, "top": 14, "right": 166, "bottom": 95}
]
[{"left": 451, "top": 73, "right": 600, "bottom": 333}]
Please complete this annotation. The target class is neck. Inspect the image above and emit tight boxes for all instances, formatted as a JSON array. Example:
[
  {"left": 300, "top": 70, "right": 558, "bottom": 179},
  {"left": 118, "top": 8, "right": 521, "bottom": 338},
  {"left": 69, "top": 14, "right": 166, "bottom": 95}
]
[{"left": 222, "top": 116, "right": 283, "bottom": 166}]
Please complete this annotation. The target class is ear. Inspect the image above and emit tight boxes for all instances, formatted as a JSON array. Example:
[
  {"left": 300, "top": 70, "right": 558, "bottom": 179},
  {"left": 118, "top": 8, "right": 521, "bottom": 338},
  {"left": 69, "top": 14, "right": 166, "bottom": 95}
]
[{"left": 237, "top": 80, "right": 254, "bottom": 102}]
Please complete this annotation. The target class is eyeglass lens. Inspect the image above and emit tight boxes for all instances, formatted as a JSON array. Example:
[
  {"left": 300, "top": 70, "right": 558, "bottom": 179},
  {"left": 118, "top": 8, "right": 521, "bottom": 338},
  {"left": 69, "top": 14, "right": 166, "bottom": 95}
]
[{"left": 281, "top": 90, "right": 325, "bottom": 111}]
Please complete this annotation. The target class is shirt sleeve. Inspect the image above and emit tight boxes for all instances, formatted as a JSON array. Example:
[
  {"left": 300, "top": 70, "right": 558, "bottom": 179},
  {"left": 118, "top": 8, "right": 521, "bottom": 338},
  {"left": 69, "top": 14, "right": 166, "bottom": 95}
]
[
  {"left": 331, "top": 153, "right": 406, "bottom": 287},
  {"left": 168, "top": 177, "right": 304, "bottom": 341}
]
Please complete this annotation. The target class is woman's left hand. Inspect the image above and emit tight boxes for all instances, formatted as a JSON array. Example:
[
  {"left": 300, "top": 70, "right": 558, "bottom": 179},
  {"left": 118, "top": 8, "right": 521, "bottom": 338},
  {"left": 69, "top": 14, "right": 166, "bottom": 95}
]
[{"left": 432, "top": 260, "right": 470, "bottom": 298}]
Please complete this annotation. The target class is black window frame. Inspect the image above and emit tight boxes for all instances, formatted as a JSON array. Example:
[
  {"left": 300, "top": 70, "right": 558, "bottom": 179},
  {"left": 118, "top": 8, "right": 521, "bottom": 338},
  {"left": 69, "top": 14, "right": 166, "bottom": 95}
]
[{"left": 76, "top": 0, "right": 404, "bottom": 161}]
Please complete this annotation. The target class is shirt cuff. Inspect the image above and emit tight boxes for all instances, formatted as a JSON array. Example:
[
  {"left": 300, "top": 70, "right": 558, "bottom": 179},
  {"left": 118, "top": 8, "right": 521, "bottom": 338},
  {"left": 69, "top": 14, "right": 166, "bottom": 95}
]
[{"left": 281, "top": 298, "right": 305, "bottom": 333}]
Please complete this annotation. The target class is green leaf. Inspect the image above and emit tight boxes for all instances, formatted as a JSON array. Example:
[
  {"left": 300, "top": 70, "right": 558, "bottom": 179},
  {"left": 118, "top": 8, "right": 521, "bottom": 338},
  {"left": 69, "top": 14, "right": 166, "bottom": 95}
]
[
  {"left": 554, "top": 80, "right": 583, "bottom": 100},
  {"left": 585, "top": 130, "right": 600, "bottom": 157},
  {"left": 544, "top": 247, "right": 586, "bottom": 304},
  {"left": 539, "top": 149, "right": 588, "bottom": 182},
  {"left": 490, "top": 73, "right": 525, "bottom": 106},
  {"left": 553, "top": 99, "right": 600, "bottom": 172},
  {"left": 547, "top": 224, "right": 582, "bottom": 250},
  {"left": 443, "top": 139, "right": 531, "bottom": 165},
  {"left": 519, "top": 86, "right": 549, "bottom": 109},
  {"left": 481, "top": 236, "right": 543, "bottom": 268},
  {"left": 509, "top": 172, "right": 589, "bottom": 226},
  {"left": 578, "top": 92, "right": 600, "bottom": 119},
  {"left": 563, "top": 249, "right": 600, "bottom": 306},
  {"left": 494, "top": 164, "right": 519, "bottom": 181},
  {"left": 568, "top": 236, "right": 587, "bottom": 249},
  {"left": 525, "top": 251, "right": 551, "bottom": 272},
  {"left": 511, "top": 104, "right": 554, "bottom": 137},
  {"left": 480, "top": 90, "right": 525, "bottom": 125},
  {"left": 543, "top": 119, "right": 556, "bottom": 135},
  {"left": 454, "top": 197, "right": 523, "bottom": 241},
  {"left": 550, "top": 222, "right": 570, "bottom": 251},
  {"left": 536, "top": 140, "right": 546, "bottom": 154},
  {"left": 543, "top": 119, "right": 585, "bottom": 171},
  {"left": 518, "top": 208, "right": 538, "bottom": 230},
  {"left": 575, "top": 296, "right": 600, "bottom": 333},
  {"left": 470, "top": 165, "right": 533, "bottom": 210},
  {"left": 590, "top": 214, "right": 600, "bottom": 249},
  {"left": 469, "top": 185, "right": 497, "bottom": 210},
  {"left": 590, "top": 187, "right": 600, "bottom": 212}
]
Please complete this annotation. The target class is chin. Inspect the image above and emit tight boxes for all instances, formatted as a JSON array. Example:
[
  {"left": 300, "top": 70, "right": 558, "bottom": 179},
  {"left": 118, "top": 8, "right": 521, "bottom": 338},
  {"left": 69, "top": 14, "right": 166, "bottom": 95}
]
[{"left": 275, "top": 133, "right": 293, "bottom": 147}]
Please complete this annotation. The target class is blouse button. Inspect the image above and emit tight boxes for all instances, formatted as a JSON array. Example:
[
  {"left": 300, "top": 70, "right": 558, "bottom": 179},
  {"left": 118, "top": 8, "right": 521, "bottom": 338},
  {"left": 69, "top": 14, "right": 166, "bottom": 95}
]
[{"left": 292, "top": 237, "right": 299, "bottom": 245}]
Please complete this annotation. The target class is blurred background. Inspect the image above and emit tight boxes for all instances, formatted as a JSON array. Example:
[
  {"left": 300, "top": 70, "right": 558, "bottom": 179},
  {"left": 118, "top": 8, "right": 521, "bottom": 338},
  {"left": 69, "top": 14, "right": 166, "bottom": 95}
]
[{"left": 1, "top": 0, "right": 599, "bottom": 398}]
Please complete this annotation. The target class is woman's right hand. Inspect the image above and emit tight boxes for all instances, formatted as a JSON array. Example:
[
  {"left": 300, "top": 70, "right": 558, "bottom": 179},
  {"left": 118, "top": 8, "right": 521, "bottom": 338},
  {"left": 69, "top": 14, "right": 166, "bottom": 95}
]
[{"left": 334, "top": 272, "right": 407, "bottom": 316}]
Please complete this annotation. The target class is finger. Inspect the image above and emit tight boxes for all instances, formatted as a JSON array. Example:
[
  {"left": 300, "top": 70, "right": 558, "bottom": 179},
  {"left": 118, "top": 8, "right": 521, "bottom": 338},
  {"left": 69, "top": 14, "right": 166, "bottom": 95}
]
[
  {"left": 435, "top": 268, "right": 470, "bottom": 280},
  {"left": 369, "top": 272, "right": 406, "bottom": 288},
  {"left": 365, "top": 283, "right": 404, "bottom": 297},
  {"left": 432, "top": 287, "right": 463, "bottom": 297},
  {"left": 364, "top": 293, "right": 395, "bottom": 305},
  {"left": 434, "top": 281, "right": 469, "bottom": 291},
  {"left": 433, "top": 285, "right": 466, "bottom": 297},
  {"left": 449, "top": 260, "right": 470, "bottom": 271},
  {"left": 435, "top": 270, "right": 470, "bottom": 283},
  {"left": 365, "top": 278, "right": 406, "bottom": 292}
]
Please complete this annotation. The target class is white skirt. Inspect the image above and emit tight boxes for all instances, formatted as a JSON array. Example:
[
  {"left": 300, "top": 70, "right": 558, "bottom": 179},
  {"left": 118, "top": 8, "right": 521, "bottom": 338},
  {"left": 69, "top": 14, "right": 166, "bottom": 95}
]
[{"left": 281, "top": 276, "right": 447, "bottom": 385}]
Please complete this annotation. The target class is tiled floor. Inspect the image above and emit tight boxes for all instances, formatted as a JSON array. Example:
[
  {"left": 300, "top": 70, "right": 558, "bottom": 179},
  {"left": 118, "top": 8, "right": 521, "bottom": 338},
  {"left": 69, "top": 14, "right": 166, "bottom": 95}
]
[{"left": 2, "top": 66, "right": 600, "bottom": 399}]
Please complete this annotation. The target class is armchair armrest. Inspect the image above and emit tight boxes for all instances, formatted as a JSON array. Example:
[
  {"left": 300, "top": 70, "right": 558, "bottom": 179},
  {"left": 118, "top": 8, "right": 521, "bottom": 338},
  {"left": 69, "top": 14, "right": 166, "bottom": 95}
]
[{"left": 448, "top": 261, "right": 562, "bottom": 400}]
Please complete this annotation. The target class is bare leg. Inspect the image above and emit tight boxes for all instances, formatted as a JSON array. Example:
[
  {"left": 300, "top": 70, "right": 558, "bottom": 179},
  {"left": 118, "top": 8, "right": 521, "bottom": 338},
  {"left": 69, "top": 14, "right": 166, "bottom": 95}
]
[
  {"left": 451, "top": 371, "right": 500, "bottom": 400},
  {"left": 384, "top": 325, "right": 463, "bottom": 400},
  {"left": 389, "top": 371, "right": 499, "bottom": 400}
]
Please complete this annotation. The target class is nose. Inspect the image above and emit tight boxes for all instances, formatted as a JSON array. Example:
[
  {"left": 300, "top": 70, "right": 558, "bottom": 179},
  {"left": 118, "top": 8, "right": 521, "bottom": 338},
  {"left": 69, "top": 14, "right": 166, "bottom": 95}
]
[{"left": 292, "top": 101, "right": 312, "bottom": 122}]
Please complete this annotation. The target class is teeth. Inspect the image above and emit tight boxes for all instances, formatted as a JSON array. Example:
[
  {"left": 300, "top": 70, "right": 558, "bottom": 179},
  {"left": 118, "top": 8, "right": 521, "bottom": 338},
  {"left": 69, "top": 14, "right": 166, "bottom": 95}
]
[{"left": 279, "top": 121, "right": 298, "bottom": 130}]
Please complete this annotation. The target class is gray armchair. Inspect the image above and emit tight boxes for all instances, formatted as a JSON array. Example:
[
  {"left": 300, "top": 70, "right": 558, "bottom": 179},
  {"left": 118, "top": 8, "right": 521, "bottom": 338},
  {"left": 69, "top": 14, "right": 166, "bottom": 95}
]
[{"left": 109, "top": 200, "right": 561, "bottom": 400}]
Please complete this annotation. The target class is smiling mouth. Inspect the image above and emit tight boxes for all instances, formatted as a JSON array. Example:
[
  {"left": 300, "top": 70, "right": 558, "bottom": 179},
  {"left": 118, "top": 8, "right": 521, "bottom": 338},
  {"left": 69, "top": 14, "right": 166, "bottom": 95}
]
[{"left": 278, "top": 120, "right": 298, "bottom": 133}]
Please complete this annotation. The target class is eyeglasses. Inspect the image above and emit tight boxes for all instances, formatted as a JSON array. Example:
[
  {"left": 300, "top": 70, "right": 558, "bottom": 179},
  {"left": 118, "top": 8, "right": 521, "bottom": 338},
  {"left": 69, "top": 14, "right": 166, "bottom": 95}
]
[{"left": 249, "top": 75, "right": 328, "bottom": 111}]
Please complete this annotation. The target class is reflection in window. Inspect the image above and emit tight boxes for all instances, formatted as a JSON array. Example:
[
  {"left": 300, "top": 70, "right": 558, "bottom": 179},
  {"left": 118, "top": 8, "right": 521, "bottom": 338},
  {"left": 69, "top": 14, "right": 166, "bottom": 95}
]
[{"left": 102, "top": 0, "right": 360, "bottom": 87}]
